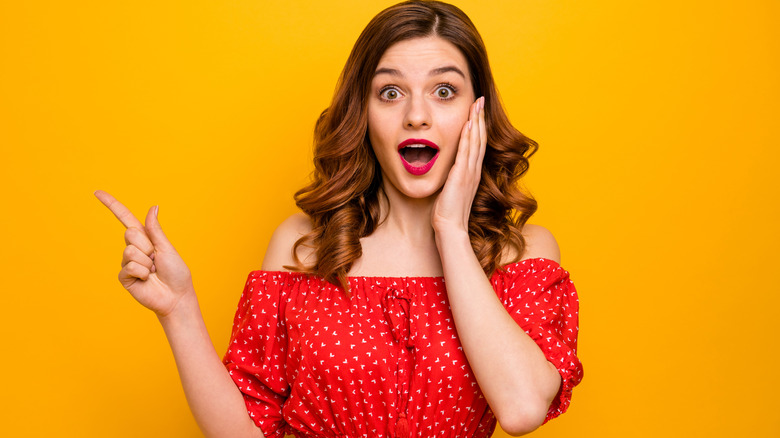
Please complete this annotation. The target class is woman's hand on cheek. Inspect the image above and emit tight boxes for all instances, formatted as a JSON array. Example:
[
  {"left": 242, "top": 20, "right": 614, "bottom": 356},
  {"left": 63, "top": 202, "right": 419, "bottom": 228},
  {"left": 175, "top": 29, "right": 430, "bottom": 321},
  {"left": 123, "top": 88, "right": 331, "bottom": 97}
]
[{"left": 432, "top": 96, "right": 486, "bottom": 235}]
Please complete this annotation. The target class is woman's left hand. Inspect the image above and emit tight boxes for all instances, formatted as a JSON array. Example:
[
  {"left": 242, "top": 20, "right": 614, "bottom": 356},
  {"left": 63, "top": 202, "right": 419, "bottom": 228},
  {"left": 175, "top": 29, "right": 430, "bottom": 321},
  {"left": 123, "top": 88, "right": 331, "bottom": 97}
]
[{"left": 432, "top": 96, "right": 486, "bottom": 234}]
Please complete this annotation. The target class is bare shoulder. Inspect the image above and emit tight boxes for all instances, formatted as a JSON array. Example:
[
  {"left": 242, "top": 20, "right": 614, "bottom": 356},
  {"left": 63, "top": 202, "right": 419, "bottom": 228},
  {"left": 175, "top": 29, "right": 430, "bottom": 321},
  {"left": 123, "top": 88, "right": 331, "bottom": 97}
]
[
  {"left": 518, "top": 224, "right": 561, "bottom": 264},
  {"left": 261, "top": 212, "right": 316, "bottom": 271}
]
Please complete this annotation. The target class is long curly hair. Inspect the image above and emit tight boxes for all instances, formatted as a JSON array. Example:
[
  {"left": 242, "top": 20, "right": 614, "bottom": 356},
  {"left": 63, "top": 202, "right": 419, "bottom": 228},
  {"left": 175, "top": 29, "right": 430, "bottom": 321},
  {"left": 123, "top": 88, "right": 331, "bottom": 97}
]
[{"left": 290, "top": 0, "right": 538, "bottom": 291}]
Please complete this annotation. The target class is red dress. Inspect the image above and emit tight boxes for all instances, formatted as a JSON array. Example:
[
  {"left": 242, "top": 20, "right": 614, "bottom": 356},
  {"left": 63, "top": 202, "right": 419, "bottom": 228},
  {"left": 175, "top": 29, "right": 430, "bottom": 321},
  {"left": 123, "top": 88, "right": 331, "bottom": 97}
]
[{"left": 223, "top": 257, "right": 583, "bottom": 437}]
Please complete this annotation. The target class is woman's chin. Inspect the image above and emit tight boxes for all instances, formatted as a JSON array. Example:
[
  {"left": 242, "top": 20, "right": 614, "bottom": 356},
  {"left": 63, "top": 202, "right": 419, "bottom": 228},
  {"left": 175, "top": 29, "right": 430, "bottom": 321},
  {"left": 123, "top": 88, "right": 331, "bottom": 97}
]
[
  {"left": 384, "top": 176, "right": 445, "bottom": 201},
  {"left": 402, "top": 187, "right": 442, "bottom": 201}
]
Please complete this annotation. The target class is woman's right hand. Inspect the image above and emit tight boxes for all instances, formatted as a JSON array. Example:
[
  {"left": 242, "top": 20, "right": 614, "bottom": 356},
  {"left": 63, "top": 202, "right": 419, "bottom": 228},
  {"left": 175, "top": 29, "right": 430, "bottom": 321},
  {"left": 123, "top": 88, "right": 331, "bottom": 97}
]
[{"left": 95, "top": 190, "right": 194, "bottom": 317}]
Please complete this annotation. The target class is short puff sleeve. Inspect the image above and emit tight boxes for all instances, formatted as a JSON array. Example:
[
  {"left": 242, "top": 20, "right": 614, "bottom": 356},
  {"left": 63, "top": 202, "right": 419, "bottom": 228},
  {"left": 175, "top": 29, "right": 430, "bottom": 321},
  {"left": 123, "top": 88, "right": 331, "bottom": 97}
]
[
  {"left": 223, "top": 271, "right": 290, "bottom": 437},
  {"left": 492, "top": 258, "right": 584, "bottom": 423}
]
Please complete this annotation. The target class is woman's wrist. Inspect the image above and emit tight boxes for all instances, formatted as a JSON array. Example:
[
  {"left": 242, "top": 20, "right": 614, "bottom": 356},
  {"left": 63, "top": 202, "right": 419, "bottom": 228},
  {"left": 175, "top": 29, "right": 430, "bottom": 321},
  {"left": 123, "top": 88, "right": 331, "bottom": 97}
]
[
  {"left": 157, "top": 288, "right": 201, "bottom": 329},
  {"left": 434, "top": 225, "right": 471, "bottom": 253},
  {"left": 432, "top": 216, "right": 469, "bottom": 236}
]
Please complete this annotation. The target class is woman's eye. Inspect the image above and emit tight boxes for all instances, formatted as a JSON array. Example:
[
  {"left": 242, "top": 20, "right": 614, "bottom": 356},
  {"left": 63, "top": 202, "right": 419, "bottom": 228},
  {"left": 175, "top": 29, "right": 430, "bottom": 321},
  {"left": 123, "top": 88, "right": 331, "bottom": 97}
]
[
  {"left": 380, "top": 88, "right": 401, "bottom": 100},
  {"left": 435, "top": 86, "right": 454, "bottom": 99}
]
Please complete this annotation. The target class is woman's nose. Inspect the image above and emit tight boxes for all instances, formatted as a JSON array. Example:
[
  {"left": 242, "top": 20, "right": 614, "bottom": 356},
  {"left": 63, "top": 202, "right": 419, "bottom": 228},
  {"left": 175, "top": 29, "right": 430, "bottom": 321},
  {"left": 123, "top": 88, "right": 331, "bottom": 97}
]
[{"left": 403, "top": 96, "right": 430, "bottom": 129}]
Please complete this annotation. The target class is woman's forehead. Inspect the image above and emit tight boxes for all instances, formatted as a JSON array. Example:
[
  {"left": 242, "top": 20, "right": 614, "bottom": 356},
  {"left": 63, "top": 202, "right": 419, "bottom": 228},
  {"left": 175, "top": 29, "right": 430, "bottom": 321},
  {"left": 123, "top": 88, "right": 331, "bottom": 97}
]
[{"left": 374, "top": 36, "right": 469, "bottom": 79}]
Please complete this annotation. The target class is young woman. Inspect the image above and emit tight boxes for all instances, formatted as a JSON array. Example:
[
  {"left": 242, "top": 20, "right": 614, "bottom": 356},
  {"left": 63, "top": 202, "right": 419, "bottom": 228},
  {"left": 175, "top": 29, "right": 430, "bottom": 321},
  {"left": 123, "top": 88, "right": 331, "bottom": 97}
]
[{"left": 96, "top": 1, "right": 583, "bottom": 437}]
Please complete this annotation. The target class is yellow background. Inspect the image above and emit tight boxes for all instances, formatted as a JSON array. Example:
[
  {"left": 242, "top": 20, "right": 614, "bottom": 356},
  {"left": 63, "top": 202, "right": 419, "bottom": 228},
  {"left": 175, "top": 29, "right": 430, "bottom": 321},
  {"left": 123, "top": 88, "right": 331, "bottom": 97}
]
[{"left": 1, "top": 0, "right": 778, "bottom": 436}]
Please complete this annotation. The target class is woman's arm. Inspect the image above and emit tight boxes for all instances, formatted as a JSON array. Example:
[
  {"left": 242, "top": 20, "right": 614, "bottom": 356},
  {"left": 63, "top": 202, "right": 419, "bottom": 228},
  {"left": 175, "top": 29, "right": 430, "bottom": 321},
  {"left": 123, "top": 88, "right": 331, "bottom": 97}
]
[
  {"left": 95, "top": 191, "right": 264, "bottom": 438},
  {"left": 434, "top": 225, "right": 562, "bottom": 436},
  {"left": 158, "top": 293, "right": 265, "bottom": 438},
  {"left": 430, "top": 101, "right": 561, "bottom": 436}
]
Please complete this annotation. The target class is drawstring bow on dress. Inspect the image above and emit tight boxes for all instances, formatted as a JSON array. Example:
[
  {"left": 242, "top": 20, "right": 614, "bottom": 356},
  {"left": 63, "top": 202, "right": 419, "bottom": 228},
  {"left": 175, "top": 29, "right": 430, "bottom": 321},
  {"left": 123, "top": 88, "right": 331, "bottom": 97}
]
[{"left": 380, "top": 285, "right": 417, "bottom": 438}]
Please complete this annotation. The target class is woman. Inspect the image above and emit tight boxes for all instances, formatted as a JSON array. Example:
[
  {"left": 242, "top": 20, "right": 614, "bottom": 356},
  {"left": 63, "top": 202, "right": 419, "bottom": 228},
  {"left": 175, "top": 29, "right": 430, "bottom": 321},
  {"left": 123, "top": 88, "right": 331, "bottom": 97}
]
[{"left": 95, "top": 1, "right": 583, "bottom": 437}]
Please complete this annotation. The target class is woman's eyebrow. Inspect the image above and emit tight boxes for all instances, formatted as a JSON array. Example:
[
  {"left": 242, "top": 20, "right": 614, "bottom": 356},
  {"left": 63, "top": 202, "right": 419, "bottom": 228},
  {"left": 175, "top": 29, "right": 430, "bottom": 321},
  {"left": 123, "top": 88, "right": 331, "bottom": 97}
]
[
  {"left": 429, "top": 66, "right": 466, "bottom": 79},
  {"left": 374, "top": 67, "right": 402, "bottom": 78},
  {"left": 373, "top": 65, "right": 466, "bottom": 79}
]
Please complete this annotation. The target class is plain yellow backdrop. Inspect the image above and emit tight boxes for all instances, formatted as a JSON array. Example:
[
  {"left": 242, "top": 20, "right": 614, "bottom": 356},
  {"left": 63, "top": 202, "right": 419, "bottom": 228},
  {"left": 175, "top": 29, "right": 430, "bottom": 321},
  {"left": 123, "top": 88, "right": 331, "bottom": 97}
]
[{"left": 1, "top": 0, "right": 778, "bottom": 436}]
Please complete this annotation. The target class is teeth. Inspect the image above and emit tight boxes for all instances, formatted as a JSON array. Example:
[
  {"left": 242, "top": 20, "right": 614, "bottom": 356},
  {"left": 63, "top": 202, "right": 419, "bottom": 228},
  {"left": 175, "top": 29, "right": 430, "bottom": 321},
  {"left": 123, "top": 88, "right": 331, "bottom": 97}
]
[{"left": 405, "top": 144, "right": 427, "bottom": 148}]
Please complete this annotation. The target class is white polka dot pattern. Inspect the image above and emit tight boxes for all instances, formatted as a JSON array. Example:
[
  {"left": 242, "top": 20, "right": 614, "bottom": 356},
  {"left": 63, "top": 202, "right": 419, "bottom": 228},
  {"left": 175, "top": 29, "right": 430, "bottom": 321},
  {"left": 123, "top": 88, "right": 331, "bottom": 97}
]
[{"left": 222, "top": 257, "right": 582, "bottom": 437}]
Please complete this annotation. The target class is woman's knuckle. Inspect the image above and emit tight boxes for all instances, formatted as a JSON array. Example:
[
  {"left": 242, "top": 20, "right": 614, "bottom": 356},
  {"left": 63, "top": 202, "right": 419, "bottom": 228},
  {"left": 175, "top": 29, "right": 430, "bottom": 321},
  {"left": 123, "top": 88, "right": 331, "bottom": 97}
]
[{"left": 128, "top": 261, "right": 145, "bottom": 277}]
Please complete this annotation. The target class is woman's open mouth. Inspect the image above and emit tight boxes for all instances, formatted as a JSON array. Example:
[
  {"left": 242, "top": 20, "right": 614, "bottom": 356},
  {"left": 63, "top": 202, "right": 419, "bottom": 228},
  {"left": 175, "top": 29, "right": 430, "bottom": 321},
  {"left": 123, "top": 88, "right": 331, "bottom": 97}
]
[{"left": 398, "top": 138, "right": 439, "bottom": 175}]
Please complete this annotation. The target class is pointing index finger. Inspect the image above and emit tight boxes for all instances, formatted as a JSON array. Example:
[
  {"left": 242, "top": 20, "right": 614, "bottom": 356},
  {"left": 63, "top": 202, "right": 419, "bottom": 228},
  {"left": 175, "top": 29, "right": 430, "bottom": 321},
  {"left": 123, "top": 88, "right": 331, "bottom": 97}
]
[{"left": 94, "top": 190, "right": 144, "bottom": 230}]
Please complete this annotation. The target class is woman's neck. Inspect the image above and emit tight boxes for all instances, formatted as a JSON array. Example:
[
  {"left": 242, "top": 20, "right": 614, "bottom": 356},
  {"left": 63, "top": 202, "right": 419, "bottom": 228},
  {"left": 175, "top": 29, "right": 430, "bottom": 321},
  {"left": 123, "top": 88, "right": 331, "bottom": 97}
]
[
  {"left": 348, "top": 181, "right": 443, "bottom": 277},
  {"left": 376, "top": 182, "right": 437, "bottom": 244}
]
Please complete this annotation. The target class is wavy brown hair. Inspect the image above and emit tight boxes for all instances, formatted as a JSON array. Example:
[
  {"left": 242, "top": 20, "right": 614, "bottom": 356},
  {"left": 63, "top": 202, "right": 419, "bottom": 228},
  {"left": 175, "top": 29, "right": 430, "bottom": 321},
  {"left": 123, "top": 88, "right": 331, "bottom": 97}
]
[{"left": 290, "top": 0, "right": 538, "bottom": 290}]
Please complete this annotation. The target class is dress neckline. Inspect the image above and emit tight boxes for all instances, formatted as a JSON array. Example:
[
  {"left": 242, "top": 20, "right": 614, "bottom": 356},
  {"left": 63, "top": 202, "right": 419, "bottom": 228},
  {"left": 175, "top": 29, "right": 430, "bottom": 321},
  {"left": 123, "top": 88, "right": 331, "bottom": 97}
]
[{"left": 256, "top": 257, "right": 561, "bottom": 281}]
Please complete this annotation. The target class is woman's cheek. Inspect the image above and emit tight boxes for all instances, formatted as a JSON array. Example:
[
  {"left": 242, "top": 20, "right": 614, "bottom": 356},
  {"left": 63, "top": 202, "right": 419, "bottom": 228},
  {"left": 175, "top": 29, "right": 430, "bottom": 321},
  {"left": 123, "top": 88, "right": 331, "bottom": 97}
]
[{"left": 440, "top": 143, "right": 459, "bottom": 176}]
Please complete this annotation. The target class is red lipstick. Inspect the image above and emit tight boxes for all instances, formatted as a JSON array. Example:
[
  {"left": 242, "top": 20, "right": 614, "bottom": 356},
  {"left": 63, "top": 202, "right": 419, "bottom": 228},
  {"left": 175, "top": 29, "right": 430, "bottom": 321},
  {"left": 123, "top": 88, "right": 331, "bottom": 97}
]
[{"left": 397, "top": 138, "right": 440, "bottom": 175}]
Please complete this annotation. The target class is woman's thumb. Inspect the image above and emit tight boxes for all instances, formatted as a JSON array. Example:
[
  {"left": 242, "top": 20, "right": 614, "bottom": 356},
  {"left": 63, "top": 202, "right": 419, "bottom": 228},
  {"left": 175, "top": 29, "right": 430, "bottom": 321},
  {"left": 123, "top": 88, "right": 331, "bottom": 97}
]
[{"left": 144, "top": 205, "right": 172, "bottom": 250}]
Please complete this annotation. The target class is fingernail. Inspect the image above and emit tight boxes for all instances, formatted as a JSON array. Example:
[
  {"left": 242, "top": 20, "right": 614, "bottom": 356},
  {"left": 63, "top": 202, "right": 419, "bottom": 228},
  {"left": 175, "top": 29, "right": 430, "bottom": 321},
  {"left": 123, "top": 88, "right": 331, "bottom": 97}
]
[
  {"left": 468, "top": 120, "right": 472, "bottom": 130},
  {"left": 480, "top": 96, "right": 485, "bottom": 110},
  {"left": 155, "top": 205, "right": 159, "bottom": 217}
]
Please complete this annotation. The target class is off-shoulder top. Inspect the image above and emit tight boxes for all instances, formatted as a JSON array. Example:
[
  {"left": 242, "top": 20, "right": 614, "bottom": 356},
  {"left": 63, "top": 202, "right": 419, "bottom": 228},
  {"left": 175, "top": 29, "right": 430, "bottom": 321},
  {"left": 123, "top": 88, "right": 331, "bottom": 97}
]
[{"left": 223, "top": 257, "right": 583, "bottom": 438}]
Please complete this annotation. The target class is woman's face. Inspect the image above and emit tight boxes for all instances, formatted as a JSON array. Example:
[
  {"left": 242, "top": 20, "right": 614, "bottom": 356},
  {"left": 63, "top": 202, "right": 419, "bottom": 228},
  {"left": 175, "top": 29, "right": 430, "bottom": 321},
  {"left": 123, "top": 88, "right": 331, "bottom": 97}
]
[{"left": 367, "top": 36, "right": 476, "bottom": 201}]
